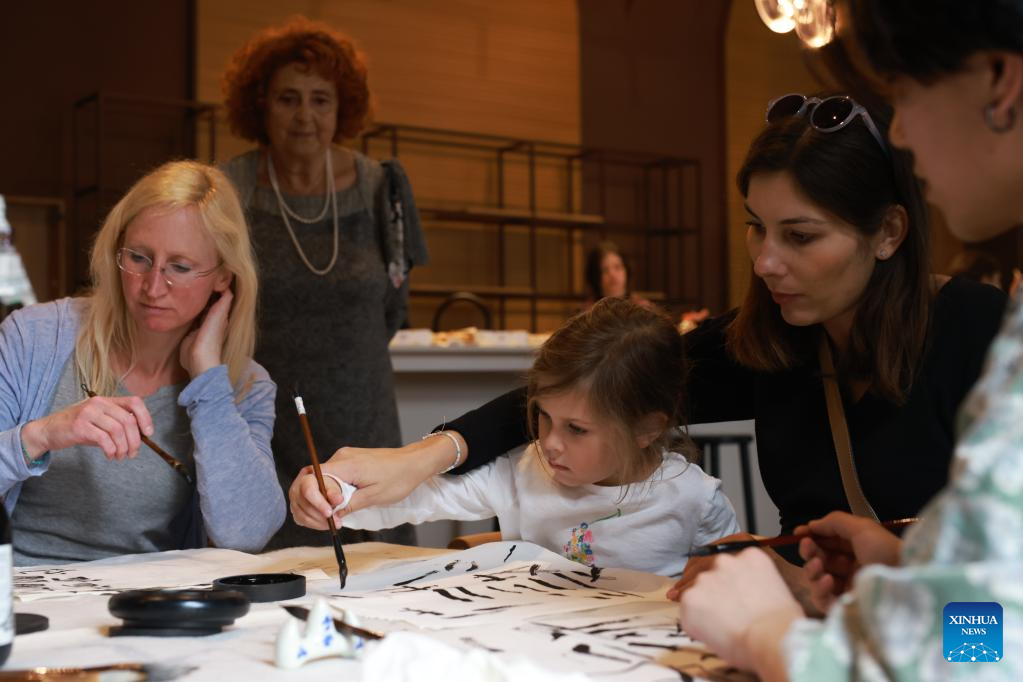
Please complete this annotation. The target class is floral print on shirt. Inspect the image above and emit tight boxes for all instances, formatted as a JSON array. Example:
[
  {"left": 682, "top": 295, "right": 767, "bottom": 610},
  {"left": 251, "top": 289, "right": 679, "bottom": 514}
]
[{"left": 563, "top": 509, "right": 622, "bottom": 566}]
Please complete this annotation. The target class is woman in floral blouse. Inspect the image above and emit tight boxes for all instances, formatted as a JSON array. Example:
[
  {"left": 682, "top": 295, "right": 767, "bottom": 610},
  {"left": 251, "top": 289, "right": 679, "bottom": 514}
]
[{"left": 678, "top": 2, "right": 1023, "bottom": 680}]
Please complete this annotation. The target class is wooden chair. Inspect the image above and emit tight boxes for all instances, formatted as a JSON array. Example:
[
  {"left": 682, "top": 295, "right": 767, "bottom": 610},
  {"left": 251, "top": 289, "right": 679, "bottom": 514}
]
[{"left": 446, "top": 531, "right": 501, "bottom": 550}]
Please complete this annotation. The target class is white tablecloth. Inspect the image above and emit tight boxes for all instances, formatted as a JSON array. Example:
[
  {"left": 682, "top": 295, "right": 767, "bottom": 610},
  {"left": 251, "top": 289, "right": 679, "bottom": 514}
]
[{"left": 7, "top": 542, "right": 742, "bottom": 681}]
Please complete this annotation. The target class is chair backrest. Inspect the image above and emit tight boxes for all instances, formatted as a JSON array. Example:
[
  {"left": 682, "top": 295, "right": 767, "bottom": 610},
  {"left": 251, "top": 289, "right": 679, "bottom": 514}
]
[{"left": 432, "top": 291, "right": 492, "bottom": 331}]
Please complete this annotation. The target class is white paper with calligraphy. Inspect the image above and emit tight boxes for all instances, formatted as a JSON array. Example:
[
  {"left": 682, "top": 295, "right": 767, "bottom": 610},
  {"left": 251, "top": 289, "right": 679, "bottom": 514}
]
[
  {"left": 328, "top": 541, "right": 670, "bottom": 629},
  {"left": 13, "top": 542, "right": 444, "bottom": 602}
]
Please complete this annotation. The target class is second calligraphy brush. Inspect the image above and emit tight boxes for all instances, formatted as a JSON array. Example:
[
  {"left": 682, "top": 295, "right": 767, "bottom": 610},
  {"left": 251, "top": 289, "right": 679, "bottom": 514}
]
[
  {"left": 686, "top": 517, "right": 919, "bottom": 557},
  {"left": 82, "top": 385, "right": 194, "bottom": 485},
  {"left": 293, "top": 388, "right": 348, "bottom": 589}
]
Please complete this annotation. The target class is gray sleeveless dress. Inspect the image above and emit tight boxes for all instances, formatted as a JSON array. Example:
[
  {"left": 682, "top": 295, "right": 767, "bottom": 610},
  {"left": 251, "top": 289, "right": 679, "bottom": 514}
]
[{"left": 223, "top": 150, "right": 428, "bottom": 549}]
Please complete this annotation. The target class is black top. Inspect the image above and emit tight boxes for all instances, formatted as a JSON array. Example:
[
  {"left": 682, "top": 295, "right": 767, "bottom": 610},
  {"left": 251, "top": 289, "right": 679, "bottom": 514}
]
[{"left": 445, "top": 277, "right": 1006, "bottom": 540}]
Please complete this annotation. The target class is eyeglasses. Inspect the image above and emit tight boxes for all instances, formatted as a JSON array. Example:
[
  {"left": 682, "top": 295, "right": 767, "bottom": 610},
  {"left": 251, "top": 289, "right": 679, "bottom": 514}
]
[
  {"left": 116, "top": 247, "right": 220, "bottom": 289},
  {"left": 765, "top": 94, "right": 890, "bottom": 158}
]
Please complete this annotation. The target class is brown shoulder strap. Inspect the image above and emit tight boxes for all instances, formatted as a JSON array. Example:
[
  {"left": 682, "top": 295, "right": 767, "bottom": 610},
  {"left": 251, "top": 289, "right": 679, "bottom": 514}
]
[{"left": 818, "top": 335, "right": 879, "bottom": 520}]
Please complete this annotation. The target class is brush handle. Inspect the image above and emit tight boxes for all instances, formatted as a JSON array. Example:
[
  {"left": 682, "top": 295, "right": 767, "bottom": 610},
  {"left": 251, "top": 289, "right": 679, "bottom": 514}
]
[
  {"left": 294, "top": 395, "right": 348, "bottom": 587},
  {"left": 687, "top": 517, "right": 919, "bottom": 557},
  {"left": 139, "top": 433, "right": 194, "bottom": 485},
  {"left": 82, "top": 386, "right": 193, "bottom": 485}
]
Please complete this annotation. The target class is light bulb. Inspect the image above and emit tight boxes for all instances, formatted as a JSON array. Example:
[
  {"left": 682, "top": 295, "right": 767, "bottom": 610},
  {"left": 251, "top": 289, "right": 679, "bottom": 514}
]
[
  {"left": 794, "top": 0, "right": 835, "bottom": 48},
  {"left": 754, "top": 0, "right": 796, "bottom": 34}
]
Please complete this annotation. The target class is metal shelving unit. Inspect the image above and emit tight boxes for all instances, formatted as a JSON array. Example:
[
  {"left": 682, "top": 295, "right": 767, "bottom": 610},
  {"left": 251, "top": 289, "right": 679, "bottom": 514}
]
[{"left": 361, "top": 124, "right": 705, "bottom": 330}]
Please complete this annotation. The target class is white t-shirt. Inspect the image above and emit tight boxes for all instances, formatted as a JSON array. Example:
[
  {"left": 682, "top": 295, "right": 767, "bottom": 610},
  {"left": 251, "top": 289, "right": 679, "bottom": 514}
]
[{"left": 344, "top": 445, "right": 740, "bottom": 575}]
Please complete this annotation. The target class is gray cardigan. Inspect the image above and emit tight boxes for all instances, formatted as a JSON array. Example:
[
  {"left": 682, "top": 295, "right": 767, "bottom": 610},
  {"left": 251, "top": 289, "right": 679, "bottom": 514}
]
[{"left": 0, "top": 298, "right": 285, "bottom": 554}]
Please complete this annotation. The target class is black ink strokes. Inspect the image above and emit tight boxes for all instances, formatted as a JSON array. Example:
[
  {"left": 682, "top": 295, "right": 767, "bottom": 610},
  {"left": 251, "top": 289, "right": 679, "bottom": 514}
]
[
  {"left": 392, "top": 570, "right": 439, "bottom": 587},
  {"left": 476, "top": 573, "right": 514, "bottom": 583},
  {"left": 445, "top": 560, "right": 459, "bottom": 571},
  {"left": 529, "top": 564, "right": 540, "bottom": 576},
  {"left": 535, "top": 616, "right": 635, "bottom": 632},
  {"left": 512, "top": 583, "right": 567, "bottom": 596},
  {"left": 432, "top": 588, "right": 472, "bottom": 602},
  {"left": 624, "top": 641, "right": 680, "bottom": 651},
  {"left": 467, "top": 561, "right": 479, "bottom": 571},
  {"left": 460, "top": 636, "right": 503, "bottom": 653},
  {"left": 446, "top": 604, "right": 531, "bottom": 619},
  {"left": 401, "top": 607, "right": 444, "bottom": 616},
  {"left": 589, "top": 565, "right": 603, "bottom": 582},
  {"left": 454, "top": 586, "right": 493, "bottom": 600},
  {"left": 503, "top": 545, "right": 517, "bottom": 562},
  {"left": 551, "top": 571, "right": 600, "bottom": 589},
  {"left": 571, "top": 643, "right": 630, "bottom": 663}
]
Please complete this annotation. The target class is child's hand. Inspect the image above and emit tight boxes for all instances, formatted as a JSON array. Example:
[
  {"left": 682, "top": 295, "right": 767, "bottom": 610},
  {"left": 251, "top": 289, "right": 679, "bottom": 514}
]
[{"left": 289, "top": 464, "right": 350, "bottom": 529}]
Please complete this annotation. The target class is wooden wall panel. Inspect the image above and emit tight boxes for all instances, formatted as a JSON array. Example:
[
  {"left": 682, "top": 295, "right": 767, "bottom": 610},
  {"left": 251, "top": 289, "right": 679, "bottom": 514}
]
[
  {"left": 197, "top": 0, "right": 579, "bottom": 147},
  {"left": 578, "top": 1, "right": 732, "bottom": 314},
  {"left": 197, "top": 0, "right": 580, "bottom": 330}
]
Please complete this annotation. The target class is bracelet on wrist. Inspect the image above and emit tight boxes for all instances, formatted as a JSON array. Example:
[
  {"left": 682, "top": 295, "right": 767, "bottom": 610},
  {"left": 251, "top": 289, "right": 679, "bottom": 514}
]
[
  {"left": 421, "top": 431, "right": 462, "bottom": 474},
  {"left": 20, "top": 433, "right": 48, "bottom": 468}
]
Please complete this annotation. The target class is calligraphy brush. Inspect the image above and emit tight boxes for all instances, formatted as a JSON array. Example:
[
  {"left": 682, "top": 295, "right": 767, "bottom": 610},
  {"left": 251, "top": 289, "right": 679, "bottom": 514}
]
[
  {"left": 280, "top": 604, "right": 384, "bottom": 640},
  {"left": 686, "top": 517, "right": 919, "bottom": 557},
  {"left": 293, "top": 387, "right": 348, "bottom": 589},
  {"left": 82, "top": 385, "right": 194, "bottom": 485}
]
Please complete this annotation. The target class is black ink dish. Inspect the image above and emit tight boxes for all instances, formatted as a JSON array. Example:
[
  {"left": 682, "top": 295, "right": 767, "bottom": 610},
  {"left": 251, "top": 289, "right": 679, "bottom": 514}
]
[
  {"left": 108, "top": 589, "right": 250, "bottom": 637},
  {"left": 212, "top": 573, "right": 306, "bottom": 602}
]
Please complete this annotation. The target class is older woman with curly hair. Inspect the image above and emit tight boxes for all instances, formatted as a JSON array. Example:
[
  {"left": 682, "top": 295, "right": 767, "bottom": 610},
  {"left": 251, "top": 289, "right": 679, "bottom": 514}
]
[{"left": 220, "top": 17, "right": 428, "bottom": 549}]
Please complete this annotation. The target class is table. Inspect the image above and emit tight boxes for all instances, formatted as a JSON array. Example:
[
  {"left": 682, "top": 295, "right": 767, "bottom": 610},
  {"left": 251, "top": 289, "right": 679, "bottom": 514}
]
[{"left": 5, "top": 542, "right": 749, "bottom": 681}]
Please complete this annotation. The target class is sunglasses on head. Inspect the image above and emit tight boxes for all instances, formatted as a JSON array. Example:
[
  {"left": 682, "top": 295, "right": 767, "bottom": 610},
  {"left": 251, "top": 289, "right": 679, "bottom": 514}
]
[{"left": 765, "top": 93, "right": 890, "bottom": 158}]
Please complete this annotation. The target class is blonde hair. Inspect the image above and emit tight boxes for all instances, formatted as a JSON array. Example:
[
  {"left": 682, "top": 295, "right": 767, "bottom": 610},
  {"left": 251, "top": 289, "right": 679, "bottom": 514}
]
[
  {"left": 527, "top": 297, "right": 692, "bottom": 487},
  {"left": 76, "top": 160, "right": 259, "bottom": 396}
]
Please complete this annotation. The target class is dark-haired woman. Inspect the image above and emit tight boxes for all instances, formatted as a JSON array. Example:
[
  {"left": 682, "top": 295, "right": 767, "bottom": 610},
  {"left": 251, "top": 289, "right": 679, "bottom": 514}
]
[
  {"left": 220, "top": 17, "right": 428, "bottom": 549},
  {"left": 581, "top": 241, "right": 655, "bottom": 311},
  {"left": 304, "top": 91, "right": 1003, "bottom": 568},
  {"left": 677, "top": 1, "right": 1023, "bottom": 679}
]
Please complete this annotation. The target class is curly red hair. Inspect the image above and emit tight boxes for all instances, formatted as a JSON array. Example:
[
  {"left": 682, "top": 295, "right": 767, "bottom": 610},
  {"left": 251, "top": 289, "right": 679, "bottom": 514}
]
[{"left": 221, "top": 16, "right": 371, "bottom": 145}]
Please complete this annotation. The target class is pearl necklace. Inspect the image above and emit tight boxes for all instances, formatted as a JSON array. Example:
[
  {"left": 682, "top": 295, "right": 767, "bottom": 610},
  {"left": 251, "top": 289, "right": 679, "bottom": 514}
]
[{"left": 267, "top": 150, "right": 340, "bottom": 276}]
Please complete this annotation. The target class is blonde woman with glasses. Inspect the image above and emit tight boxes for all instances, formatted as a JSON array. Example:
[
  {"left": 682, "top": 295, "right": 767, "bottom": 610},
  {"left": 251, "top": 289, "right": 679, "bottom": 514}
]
[{"left": 0, "top": 160, "right": 284, "bottom": 565}]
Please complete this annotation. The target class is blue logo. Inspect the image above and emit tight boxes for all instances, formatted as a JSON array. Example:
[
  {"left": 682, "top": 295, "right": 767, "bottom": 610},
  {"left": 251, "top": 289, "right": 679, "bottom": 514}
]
[{"left": 943, "top": 602, "right": 1002, "bottom": 662}]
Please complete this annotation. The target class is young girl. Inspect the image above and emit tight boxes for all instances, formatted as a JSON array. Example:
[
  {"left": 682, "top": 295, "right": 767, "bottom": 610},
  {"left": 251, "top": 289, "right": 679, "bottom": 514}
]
[{"left": 291, "top": 297, "right": 739, "bottom": 575}]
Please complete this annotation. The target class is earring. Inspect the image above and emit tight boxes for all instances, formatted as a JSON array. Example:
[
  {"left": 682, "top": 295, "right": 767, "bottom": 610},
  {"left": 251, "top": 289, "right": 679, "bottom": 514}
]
[
  {"left": 878, "top": 249, "right": 888, "bottom": 259},
  {"left": 984, "top": 104, "right": 1016, "bottom": 133}
]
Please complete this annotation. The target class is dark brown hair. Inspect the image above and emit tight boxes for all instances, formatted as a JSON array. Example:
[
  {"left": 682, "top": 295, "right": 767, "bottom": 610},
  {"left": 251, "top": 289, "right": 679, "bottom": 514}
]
[
  {"left": 527, "top": 297, "right": 690, "bottom": 486},
  {"left": 221, "top": 16, "right": 371, "bottom": 145},
  {"left": 584, "top": 241, "right": 631, "bottom": 300},
  {"left": 727, "top": 96, "right": 931, "bottom": 404},
  {"left": 842, "top": 0, "right": 1023, "bottom": 84}
]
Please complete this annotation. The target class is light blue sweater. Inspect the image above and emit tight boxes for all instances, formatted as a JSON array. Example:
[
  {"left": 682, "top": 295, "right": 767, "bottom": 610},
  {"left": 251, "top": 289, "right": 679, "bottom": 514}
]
[{"left": 0, "top": 298, "right": 285, "bottom": 556}]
